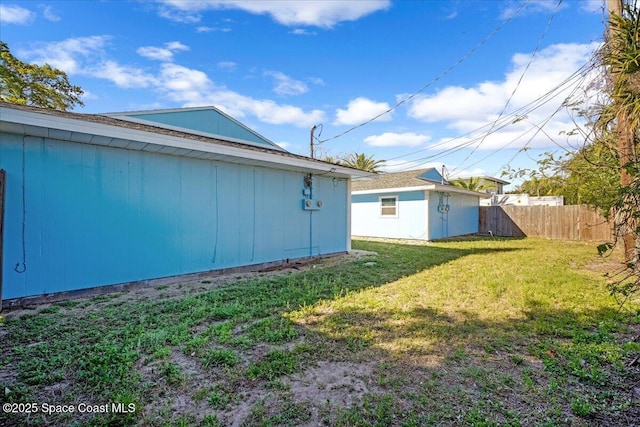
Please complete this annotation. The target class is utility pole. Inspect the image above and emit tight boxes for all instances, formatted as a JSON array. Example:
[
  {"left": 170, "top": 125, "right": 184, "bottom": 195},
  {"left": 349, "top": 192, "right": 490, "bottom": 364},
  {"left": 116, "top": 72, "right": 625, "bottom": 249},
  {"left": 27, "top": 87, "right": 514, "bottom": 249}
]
[
  {"left": 608, "top": 0, "right": 637, "bottom": 263},
  {"left": 309, "top": 125, "right": 317, "bottom": 159}
]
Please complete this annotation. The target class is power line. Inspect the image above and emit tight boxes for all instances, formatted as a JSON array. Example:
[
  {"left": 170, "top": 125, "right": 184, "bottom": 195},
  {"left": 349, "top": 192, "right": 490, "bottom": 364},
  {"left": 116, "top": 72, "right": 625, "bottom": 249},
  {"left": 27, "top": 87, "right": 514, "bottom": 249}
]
[
  {"left": 449, "top": 0, "right": 563, "bottom": 176},
  {"left": 318, "top": 0, "right": 529, "bottom": 144},
  {"left": 386, "top": 62, "right": 595, "bottom": 173},
  {"left": 385, "top": 60, "right": 594, "bottom": 165}
]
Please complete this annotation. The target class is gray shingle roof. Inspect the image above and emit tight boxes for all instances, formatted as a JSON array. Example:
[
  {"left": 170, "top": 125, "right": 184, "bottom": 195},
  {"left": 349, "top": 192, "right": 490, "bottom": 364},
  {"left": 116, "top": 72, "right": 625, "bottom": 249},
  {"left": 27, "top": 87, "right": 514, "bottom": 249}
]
[
  {"left": 1, "top": 102, "right": 366, "bottom": 175},
  {"left": 352, "top": 168, "right": 443, "bottom": 191}
]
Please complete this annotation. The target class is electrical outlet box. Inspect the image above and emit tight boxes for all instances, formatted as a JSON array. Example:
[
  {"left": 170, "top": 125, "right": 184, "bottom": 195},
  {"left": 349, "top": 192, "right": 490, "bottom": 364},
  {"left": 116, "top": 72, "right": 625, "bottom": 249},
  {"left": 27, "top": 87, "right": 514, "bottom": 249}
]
[{"left": 302, "top": 199, "right": 322, "bottom": 211}]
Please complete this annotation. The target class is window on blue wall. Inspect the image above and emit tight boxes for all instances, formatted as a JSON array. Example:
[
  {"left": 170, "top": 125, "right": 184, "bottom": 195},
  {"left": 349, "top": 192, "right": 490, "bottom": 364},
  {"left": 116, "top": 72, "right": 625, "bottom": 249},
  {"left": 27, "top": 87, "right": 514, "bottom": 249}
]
[{"left": 380, "top": 196, "right": 398, "bottom": 217}]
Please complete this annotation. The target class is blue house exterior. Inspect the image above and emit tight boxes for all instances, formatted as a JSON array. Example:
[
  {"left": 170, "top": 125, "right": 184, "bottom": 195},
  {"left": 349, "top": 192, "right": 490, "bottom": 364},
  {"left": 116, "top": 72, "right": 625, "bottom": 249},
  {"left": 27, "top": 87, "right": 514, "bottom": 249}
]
[
  {"left": 0, "top": 103, "right": 368, "bottom": 304},
  {"left": 351, "top": 169, "right": 488, "bottom": 241}
]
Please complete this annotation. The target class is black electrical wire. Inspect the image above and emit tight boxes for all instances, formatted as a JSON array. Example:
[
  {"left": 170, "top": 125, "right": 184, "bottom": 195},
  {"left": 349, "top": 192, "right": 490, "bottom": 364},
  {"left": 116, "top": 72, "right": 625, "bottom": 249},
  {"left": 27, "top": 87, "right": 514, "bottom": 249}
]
[{"left": 318, "top": 0, "right": 529, "bottom": 144}]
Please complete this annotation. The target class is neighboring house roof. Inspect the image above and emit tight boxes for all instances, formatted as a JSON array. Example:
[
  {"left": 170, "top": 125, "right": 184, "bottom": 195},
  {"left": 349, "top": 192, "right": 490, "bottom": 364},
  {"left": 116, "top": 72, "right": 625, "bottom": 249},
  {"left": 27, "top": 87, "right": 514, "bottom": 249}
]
[
  {"left": 352, "top": 168, "right": 490, "bottom": 198},
  {"left": 353, "top": 168, "right": 446, "bottom": 191},
  {"left": 0, "top": 102, "right": 372, "bottom": 179}
]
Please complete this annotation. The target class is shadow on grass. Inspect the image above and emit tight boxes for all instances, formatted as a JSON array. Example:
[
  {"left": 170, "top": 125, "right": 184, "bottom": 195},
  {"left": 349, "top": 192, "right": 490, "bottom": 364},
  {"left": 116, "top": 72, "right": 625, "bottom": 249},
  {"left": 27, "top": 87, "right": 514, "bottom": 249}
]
[
  {"left": 3, "top": 239, "right": 637, "bottom": 426},
  {"left": 294, "top": 295, "right": 639, "bottom": 426},
  {"left": 432, "top": 233, "right": 526, "bottom": 243}
]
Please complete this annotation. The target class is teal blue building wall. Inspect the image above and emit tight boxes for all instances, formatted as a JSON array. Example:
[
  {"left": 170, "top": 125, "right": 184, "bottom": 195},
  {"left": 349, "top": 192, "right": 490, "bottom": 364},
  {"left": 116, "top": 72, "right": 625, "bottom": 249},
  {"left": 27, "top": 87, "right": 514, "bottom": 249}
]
[
  {"left": 351, "top": 191, "right": 427, "bottom": 240},
  {"left": 1, "top": 134, "right": 348, "bottom": 300},
  {"left": 352, "top": 189, "right": 479, "bottom": 241},
  {"left": 427, "top": 192, "right": 479, "bottom": 240}
]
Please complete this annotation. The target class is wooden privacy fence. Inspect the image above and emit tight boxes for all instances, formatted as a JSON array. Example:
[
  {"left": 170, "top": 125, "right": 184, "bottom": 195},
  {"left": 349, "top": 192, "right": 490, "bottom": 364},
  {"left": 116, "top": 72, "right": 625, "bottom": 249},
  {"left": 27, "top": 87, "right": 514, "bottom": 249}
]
[{"left": 479, "top": 205, "right": 613, "bottom": 242}]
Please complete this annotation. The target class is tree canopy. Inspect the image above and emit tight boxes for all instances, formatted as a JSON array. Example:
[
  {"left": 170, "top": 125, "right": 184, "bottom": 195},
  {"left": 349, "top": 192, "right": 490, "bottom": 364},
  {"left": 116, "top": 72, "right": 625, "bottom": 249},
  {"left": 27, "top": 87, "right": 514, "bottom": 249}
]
[
  {"left": 0, "top": 41, "right": 84, "bottom": 111},
  {"left": 339, "top": 152, "right": 385, "bottom": 173},
  {"left": 450, "top": 177, "right": 492, "bottom": 193},
  {"left": 505, "top": 143, "right": 620, "bottom": 216}
]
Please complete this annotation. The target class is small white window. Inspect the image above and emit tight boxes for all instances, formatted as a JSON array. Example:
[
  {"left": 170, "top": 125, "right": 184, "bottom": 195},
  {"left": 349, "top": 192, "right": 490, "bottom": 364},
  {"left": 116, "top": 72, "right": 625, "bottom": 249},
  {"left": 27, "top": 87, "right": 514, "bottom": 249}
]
[{"left": 380, "top": 196, "right": 398, "bottom": 217}]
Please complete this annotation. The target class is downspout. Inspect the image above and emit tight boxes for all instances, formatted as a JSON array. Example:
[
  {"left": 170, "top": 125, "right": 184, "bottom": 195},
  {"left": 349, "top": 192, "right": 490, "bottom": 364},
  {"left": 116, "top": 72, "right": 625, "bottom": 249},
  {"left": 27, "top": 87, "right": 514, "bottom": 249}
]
[
  {"left": 0, "top": 169, "right": 5, "bottom": 312},
  {"left": 346, "top": 178, "right": 352, "bottom": 251},
  {"left": 307, "top": 173, "right": 313, "bottom": 257}
]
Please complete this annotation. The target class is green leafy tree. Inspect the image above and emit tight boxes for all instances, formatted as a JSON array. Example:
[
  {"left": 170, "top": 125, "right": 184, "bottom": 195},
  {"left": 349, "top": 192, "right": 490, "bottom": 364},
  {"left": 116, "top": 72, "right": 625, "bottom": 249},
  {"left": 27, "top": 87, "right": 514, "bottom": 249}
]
[
  {"left": 0, "top": 41, "right": 84, "bottom": 110},
  {"left": 450, "top": 177, "right": 491, "bottom": 192},
  {"left": 340, "top": 152, "right": 385, "bottom": 172},
  {"left": 505, "top": 143, "right": 620, "bottom": 215},
  {"left": 511, "top": 175, "right": 564, "bottom": 197},
  {"left": 320, "top": 155, "right": 342, "bottom": 165},
  {"left": 560, "top": 140, "right": 620, "bottom": 213}
]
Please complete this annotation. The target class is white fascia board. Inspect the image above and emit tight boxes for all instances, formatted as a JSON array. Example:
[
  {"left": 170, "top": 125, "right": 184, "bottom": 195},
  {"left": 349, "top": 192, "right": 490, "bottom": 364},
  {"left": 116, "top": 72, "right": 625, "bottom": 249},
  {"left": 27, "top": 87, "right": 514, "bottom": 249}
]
[
  {"left": 431, "top": 183, "right": 491, "bottom": 198},
  {"left": 353, "top": 185, "right": 437, "bottom": 195},
  {"left": 0, "top": 106, "right": 371, "bottom": 178},
  {"left": 353, "top": 184, "right": 490, "bottom": 198}
]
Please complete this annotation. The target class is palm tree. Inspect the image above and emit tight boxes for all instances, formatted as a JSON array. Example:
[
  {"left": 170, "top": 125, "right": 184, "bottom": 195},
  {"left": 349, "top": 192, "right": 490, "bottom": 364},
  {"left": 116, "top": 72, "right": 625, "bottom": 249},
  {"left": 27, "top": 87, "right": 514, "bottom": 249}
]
[
  {"left": 604, "top": 1, "right": 640, "bottom": 266},
  {"left": 450, "top": 177, "right": 491, "bottom": 192},
  {"left": 340, "top": 152, "right": 385, "bottom": 172}
]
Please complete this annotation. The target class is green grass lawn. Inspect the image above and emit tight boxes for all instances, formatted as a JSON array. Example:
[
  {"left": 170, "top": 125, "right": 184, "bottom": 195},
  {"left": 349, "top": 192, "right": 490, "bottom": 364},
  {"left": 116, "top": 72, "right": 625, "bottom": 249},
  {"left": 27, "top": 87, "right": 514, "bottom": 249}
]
[{"left": 1, "top": 238, "right": 638, "bottom": 426}]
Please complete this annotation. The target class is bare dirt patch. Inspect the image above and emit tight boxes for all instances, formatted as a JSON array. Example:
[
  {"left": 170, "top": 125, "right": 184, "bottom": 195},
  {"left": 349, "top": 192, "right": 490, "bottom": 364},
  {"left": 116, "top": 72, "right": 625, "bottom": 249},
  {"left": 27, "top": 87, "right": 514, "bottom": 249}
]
[{"left": 1, "top": 250, "right": 381, "bottom": 426}]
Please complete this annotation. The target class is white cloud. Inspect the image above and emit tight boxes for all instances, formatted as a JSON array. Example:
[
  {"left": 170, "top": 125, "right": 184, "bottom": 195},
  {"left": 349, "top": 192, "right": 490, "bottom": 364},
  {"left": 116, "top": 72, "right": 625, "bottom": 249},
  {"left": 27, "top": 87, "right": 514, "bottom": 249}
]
[
  {"left": 580, "top": 0, "right": 604, "bottom": 14},
  {"left": 364, "top": 132, "right": 430, "bottom": 147},
  {"left": 407, "top": 42, "right": 600, "bottom": 150},
  {"left": 265, "top": 71, "right": 308, "bottom": 96},
  {"left": 425, "top": 115, "right": 584, "bottom": 152},
  {"left": 291, "top": 28, "right": 317, "bottom": 35},
  {"left": 137, "top": 47, "right": 174, "bottom": 62},
  {"left": 217, "top": 61, "right": 237, "bottom": 71},
  {"left": 307, "top": 77, "right": 325, "bottom": 86},
  {"left": 20, "top": 36, "right": 111, "bottom": 74},
  {"left": 334, "top": 97, "right": 392, "bottom": 125},
  {"left": 274, "top": 141, "right": 291, "bottom": 150},
  {"left": 500, "top": 0, "right": 568, "bottom": 20},
  {"left": 0, "top": 4, "right": 34, "bottom": 24},
  {"left": 447, "top": 168, "right": 488, "bottom": 179},
  {"left": 158, "top": 0, "right": 390, "bottom": 28},
  {"left": 196, "top": 25, "right": 231, "bottom": 33},
  {"left": 137, "top": 41, "right": 189, "bottom": 62},
  {"left": 381, "top": 160, "right": 444, "bottom": 173},
  {"left": 155, "top": 64, "right": 325, "bottom": 127},
  {"left": 157, "top": 6, "right": 201, "bottom": 23},
  {"left": 41, "top": 5, "right": 60, "bottom": 22},
  {"left": 166, "top": 41, "right": 189, "bottom": 51},
  {"left": 408, "top": 83, "right": 505, "bottom": 123},
  {"left": 92, "top": 61, "right": 158, "bottom": 88},
  {"left": 159, "top": 63, "right": 211, "bottom": 93},
  {"left": 20, "top": 36, "right": 325, "bottom": 127}
]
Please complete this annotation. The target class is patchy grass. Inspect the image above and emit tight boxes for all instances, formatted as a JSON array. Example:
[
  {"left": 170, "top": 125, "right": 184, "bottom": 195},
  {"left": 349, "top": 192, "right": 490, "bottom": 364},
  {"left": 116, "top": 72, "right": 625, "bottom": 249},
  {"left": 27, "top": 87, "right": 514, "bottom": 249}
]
[{"left": 1, "top": 238, "right": 639, "bottom": 426}]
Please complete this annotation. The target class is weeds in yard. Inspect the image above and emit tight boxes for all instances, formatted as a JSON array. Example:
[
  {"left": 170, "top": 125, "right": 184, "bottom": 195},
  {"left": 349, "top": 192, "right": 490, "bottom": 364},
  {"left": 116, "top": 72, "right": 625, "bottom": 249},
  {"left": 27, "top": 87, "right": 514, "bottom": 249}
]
[{"left": 1, "top": 238, "right": 638, "bottom": 426}]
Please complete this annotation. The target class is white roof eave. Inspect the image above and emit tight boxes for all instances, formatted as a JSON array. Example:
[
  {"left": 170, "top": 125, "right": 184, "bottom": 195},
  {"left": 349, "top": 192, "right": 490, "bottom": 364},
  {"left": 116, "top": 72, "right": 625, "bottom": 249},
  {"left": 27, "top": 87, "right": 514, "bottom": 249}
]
[
  {"left": 0, "top": 106, "right": 372, "bottom": 179},
  {"left": 352, "top": 184, "right": 490, "bottom": 198}
]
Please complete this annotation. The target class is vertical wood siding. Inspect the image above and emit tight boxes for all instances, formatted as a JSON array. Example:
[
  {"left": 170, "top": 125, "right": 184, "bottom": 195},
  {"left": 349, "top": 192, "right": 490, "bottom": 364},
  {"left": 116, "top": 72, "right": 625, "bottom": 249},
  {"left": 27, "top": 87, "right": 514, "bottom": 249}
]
[
  {"left": 0, "top": 134, "right": 348, "bottom": 299},
  {"left": 479, "top": 205, "right": 613, "bottom": 241}
]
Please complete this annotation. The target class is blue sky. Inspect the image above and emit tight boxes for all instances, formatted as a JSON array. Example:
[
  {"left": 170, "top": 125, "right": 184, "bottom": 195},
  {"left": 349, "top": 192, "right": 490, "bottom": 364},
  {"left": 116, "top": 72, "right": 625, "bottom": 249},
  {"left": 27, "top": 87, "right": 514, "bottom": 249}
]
[{"left": 1, "top": 0, "right": 607, "bottom": 188}]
